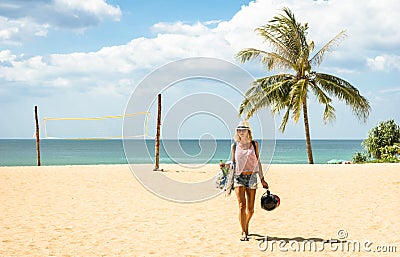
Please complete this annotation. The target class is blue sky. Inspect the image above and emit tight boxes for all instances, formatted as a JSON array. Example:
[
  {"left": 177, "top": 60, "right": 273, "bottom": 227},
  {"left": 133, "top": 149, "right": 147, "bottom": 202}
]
[{"left": 0, "top": 0, "right": 399, "bottom": 139}]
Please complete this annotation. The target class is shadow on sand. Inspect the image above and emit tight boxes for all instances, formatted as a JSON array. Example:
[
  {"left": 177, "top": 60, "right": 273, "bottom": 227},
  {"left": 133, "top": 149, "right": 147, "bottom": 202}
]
[{"left": 249, "top": 233, "right": 343, "bottom": 244}]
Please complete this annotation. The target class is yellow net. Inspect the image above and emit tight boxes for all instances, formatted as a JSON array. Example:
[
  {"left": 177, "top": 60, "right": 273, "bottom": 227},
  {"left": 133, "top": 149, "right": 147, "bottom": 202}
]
[{"left": 43, "top": 112, "right": 150, "bottom": 140}]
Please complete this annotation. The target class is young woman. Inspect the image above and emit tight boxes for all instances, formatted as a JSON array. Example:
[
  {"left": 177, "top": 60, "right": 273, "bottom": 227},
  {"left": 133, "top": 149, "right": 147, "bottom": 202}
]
[{"left": 232, "top": 121, "right": 268, "bottom": 241}]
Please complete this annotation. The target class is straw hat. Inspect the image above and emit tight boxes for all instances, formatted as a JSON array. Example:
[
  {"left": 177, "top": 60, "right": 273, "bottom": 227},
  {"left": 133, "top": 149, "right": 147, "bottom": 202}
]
[{"left": 236, "top": 120, "right": 251, "bottom": 130}]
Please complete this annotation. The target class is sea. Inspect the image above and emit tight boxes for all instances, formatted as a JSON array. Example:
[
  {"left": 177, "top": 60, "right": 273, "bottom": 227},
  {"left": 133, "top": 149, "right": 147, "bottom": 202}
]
[{"left": 0, "top": 139, "right": 364, "bottom": 166}]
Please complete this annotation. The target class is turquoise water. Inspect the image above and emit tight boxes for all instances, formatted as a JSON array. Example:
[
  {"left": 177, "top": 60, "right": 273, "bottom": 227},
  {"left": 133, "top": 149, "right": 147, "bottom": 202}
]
[{"left": 0, "top": 139, "right": 363, "bottom": 166}]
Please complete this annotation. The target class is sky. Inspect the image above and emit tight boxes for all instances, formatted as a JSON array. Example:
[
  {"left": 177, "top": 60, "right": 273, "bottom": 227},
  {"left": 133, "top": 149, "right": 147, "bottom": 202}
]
[{"left": 0, "top": 0, "right": 399, "bottom": 140}]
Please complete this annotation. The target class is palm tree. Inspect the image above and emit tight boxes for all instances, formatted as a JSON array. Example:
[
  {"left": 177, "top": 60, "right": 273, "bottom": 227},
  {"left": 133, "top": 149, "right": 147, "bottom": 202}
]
[{"left": 237, "top": 7, "right": 370, "bottom": 164}]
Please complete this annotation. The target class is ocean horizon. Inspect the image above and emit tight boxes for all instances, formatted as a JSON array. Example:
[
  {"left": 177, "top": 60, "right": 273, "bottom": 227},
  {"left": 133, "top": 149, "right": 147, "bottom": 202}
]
[{"left": 0, "top": 139, "right": 364, "bottom": 166}]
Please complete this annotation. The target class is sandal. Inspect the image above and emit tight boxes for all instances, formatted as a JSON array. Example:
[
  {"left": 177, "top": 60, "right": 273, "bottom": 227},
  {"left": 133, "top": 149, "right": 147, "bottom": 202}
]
[{"left": 240, "top": 234, "right": 249, "bottom": 241}]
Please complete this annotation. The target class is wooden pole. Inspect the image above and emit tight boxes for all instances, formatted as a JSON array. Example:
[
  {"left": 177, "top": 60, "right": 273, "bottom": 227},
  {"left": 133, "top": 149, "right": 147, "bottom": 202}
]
[
  {"left": 153, "top": 94, "right": 161, "bottom": 171},
  {"left": 34, "top": 106, "right": 41, "bottom": 166}
]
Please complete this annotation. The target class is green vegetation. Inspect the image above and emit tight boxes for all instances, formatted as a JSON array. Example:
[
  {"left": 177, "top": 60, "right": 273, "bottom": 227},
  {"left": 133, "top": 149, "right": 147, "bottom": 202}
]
[
  {"left": 353, "top": 119, "right": 400, "bottom": 163},
  {"left": 352, "top": 152, "right": 367, "bottom": 164},
  {"left": 236, "top": 7, "right": 370, "bottom": 164}
]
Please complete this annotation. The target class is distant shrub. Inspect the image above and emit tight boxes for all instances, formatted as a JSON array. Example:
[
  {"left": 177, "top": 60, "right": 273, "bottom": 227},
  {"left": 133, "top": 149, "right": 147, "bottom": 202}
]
[
  {"left": 352, "top": 152, "right": 367, "bottom": 163},
  {"left": 362, "top": 119, "right": 400, "bottom": 159}
]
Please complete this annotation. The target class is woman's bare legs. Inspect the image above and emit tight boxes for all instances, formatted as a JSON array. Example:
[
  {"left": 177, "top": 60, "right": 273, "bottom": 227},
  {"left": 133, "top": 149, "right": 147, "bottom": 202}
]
[
  {"left": 245, "top": 188, "right": 256, "bottom": 236},
  {"left": 235, "top": 186, "right": 248, "bottom": 240},
  {"left": 235, "top": 186, "right": 257, "bottom": 240}
]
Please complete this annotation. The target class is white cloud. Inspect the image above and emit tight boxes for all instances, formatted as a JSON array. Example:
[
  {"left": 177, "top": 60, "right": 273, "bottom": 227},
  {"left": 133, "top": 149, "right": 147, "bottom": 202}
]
[
  {"left": 54, "top": 0, "right": 121, "bottom": 19},
  {"left": 0, "top": 17, "right": 49, "bottom": 45},
  {"left": 366, "top": 55, "right": 400, "bottom": 71},
  {"left": 0, "top": 0, "right": 121, "bottom": 44},
  {"left": 0, "top": 28, "right": 234, "bottom": 97},
  {"left": 367, "top": 56, "right": 386, "bottom": 71},
  {"left": 0, "top": 49, "right": 16, "bottom": 62},
  {"left": 152, "top": 21, "right": 210, "bottom": 35}
]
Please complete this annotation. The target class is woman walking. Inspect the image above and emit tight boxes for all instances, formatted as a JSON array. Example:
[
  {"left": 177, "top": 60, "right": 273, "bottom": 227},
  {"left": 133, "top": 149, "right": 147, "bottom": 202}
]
[{"left": 232, "top": 121, "right": 268, "bottom": 241}]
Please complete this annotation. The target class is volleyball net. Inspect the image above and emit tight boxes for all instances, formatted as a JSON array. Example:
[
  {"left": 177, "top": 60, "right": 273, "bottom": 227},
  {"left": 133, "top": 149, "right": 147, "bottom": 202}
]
[{"left": 43, "top": 112, "right": 151, "bottom": 139}]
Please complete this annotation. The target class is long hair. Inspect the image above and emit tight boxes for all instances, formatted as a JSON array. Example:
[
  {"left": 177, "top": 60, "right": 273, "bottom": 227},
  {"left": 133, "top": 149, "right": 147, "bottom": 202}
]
[{"left": 234, "top": 129, "right": 253, "bottom": 142}]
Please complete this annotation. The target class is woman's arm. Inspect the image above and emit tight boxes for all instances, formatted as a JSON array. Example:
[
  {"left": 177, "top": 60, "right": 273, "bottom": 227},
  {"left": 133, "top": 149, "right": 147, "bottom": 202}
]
[
  {"left": 231, "top": 143, "right": 235, "bottom": 163},
  {"left": 255, "top": 141, "right": 269, "bottom": 189}
]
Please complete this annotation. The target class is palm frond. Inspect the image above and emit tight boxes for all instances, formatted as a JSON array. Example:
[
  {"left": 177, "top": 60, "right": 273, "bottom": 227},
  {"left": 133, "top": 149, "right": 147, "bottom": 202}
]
[
  {"left": 289, "top": 79, "right": 308, "bottom": 123},
  {"left": 239, "top": 74, "right": 294, "bottom": 119},
  {"left": 240, "top": 7, "right": 312, "bottom": 73},
  {"left": 314, "top": 73, "right": 370, "bottom": 122},
  {"left": 255, "top": 27, "right": 293, "bottom": 61},
  {"left": 309, "top": 30, "right": 347, "bottom": 67},
  {"left": 279, "top": 107, "right": 292, "bottom": 132},
  {"left": 323, "top": 104, "right": 336, "bottom": 123},
  {"left": 310, "top": 82, "right": 336, "bottom": 123},
  {"left": 266, "top": 8, "right": 304, "bottom": 60},
  {"left": 282, "top": 8, "right": 310, "bottom": 60},
  {"left": 236, "top": 47, "right": 293, "bottom": 70}
]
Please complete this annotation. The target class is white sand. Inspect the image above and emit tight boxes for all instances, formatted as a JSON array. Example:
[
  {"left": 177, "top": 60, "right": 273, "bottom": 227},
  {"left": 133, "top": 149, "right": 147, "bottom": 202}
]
[{"left": 0, "top": 164, "right": 399, "bottom": 256}]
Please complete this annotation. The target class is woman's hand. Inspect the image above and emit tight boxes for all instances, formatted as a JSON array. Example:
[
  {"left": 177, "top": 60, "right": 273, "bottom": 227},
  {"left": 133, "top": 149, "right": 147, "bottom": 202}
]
[{"left": 261, "top": 178, "right": 269, "bottom": 189}]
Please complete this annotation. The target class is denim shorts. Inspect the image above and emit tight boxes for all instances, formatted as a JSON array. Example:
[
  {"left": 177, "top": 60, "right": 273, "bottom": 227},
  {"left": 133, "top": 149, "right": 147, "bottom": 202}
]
[{"left": 234, "top": 173, "right": 258, "bottom": 189}]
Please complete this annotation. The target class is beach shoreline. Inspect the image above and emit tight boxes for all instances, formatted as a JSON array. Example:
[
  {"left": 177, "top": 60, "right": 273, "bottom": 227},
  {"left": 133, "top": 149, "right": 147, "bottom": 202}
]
[{"left": 1, "top": 164, "right": 399, "bottom": 256}]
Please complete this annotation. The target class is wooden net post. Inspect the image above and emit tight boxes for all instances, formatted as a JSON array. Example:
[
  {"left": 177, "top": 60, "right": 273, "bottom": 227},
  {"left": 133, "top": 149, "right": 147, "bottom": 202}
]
[
  {"left": 34, "top": 106, "right": 41, "bottom": 166},
  {"left": 153, "top": 94, "right": 162, "bottom": 171}
]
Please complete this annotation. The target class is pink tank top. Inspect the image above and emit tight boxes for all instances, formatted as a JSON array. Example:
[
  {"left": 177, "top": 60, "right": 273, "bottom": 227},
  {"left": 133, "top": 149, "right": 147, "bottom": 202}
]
[{"left": 234, "top": 142, "right": 259, "bottom": 175}]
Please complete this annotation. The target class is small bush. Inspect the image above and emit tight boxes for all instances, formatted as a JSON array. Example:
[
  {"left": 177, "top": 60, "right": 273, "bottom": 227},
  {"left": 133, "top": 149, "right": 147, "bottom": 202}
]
[{"left": 352, "top": 152, "right": 367, "bottom": 163}]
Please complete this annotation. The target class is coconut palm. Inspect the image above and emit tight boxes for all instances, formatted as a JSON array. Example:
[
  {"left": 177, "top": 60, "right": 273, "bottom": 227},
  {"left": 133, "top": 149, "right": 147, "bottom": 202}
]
[{"left": 237, "top": 7, "right": 370, "bottom": 164}]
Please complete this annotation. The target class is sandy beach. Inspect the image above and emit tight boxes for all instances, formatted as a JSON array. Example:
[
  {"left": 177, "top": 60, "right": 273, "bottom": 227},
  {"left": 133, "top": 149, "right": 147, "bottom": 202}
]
[{"left": 1, "top": 163, "right": 399, "bottom": 256}]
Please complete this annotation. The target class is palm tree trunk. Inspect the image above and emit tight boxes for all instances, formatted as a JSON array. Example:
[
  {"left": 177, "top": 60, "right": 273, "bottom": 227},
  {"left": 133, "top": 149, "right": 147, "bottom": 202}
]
[{"left": 302, "top": 100, "right": 314, "bottom": 164}]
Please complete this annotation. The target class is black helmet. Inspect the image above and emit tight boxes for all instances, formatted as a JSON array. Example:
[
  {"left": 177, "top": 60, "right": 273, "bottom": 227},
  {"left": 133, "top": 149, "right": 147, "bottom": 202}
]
[{"left": 261, "top": 190, "right": 280, "bottom": 211}]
